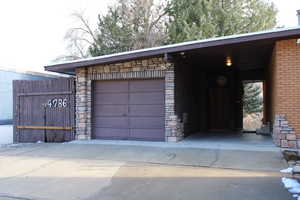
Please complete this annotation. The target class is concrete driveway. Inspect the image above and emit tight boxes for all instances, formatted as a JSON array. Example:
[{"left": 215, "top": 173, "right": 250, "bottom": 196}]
[{"left": 0, "top": 143, "right": 292, "bottom": 200}]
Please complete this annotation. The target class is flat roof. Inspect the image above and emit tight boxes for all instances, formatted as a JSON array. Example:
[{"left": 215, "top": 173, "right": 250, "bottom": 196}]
[{"left": 45, "top": 26, "right": 300, "bottom": 73}]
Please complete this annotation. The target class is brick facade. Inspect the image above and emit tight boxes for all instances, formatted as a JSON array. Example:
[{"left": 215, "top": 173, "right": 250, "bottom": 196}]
[
  {"left": 75, "top": 57, "right": 184, "bottom": 142},
  {"left": 270, "top": 39, "right": 300, "bottom": 149}
]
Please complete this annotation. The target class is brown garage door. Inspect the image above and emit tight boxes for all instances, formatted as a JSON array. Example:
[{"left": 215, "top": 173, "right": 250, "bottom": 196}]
[{"left": 92, "top": 79, "right": 165, "bottom": 141}]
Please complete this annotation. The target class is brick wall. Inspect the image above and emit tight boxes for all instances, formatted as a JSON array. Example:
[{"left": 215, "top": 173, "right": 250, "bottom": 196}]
[
  {"left": 75, "top": 57, "right": 184, "bottom": 142},
  {"left": 271, "top": 39, "right": 300, "bottom": 149}
]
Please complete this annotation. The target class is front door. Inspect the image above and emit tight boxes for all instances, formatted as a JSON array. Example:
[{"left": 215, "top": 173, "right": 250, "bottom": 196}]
[{"left": 208, "top": 75, "right": 231, "bottom": 131}]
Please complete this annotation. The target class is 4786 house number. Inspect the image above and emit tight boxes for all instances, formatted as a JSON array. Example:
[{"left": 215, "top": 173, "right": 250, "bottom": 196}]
[{"left": 47, "top": 98, "right": 68, "bottom": 108}]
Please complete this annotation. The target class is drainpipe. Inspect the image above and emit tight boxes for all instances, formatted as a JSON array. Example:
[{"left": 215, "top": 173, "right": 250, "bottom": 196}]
[
  {"left": 298, "top": 10, "right": 300, "bottom": 25},
  {"left": 297, "top": 10, "right": 300, "bottom": 44}
]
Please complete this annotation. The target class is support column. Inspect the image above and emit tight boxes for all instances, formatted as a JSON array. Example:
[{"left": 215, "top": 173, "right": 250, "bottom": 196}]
[
  {"left": 165, "top": 65, "right": 183, "bottom": 142},
  {"left": 75, "top": 68, "right": 91, "bottom": 140}
]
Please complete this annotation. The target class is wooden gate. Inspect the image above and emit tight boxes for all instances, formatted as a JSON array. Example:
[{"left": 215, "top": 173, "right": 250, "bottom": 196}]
[{"left": 13, "top": 78, "right": 75, "bottom": 143}]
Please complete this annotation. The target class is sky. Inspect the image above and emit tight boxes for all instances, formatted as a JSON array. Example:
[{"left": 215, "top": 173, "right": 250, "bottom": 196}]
[{"left": 0, "top": 0, "right": 299, "bottom": 72}]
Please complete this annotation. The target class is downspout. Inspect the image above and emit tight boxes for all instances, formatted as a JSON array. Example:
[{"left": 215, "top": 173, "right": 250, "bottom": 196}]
[
  {"left": 297, "top": 10, "right": 300, "bottom": 26},
  {"left": 297, "top": 10, "right": 300, "bottom": 44}
]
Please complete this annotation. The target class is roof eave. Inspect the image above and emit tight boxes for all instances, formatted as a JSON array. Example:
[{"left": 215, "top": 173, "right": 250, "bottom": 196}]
[{"left": 45, "top": 27, "right": 300, "bottom": 73}]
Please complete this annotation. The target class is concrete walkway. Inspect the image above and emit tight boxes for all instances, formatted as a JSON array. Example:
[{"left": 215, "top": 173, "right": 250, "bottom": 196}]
[
  {"left": 71, "top": 133, "right": 277, "bottom": 152},
  {"left": 0, "top": 142, "right": 290, "bottom": 200}
]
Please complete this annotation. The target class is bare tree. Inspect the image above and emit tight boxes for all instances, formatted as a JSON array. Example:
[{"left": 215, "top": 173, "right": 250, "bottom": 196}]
[
  {"left": 117, "top": 0, "right": 169, "bottom": 49},
  {"left": 55, "top": 11, "right": 98, "bottom": 62},
  {"left": 57, "top": 0, "right": 169, "bottom": 60}
]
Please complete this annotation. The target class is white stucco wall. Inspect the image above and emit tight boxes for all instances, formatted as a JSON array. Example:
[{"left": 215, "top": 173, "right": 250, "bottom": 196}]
[{"left": 0, "top": 125, "right": 13, "bottom": 144}]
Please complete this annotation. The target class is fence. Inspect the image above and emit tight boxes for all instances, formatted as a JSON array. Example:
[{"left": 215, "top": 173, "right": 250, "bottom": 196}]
[{"left": 13, "top": 78, "right": 75, "bottom": 143}]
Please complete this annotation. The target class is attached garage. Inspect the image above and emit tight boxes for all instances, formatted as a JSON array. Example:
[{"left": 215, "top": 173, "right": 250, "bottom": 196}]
[{"left": 92, "top": 79, "right": 165, "bottom": 141}]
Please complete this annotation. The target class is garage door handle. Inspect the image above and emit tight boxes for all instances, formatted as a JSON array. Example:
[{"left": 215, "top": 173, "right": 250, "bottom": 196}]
[{"left": 122, "top": 114, "right": 127, "bottom": 116}]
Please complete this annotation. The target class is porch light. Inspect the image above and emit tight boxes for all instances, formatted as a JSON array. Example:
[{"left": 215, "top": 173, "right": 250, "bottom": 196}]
[{"left": 226, "top": 56, "right": 232, "bottom": 67}]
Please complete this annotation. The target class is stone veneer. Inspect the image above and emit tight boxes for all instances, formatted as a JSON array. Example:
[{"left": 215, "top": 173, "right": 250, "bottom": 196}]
[
  {"left": 75, "top": 57, "right": 184, "bottom": 142},
  {"left": 273, "top": 114, "right": 298, "bottom": 149},
  {"left": 75, "top": 67, "right": 92, "bottom": 140}
]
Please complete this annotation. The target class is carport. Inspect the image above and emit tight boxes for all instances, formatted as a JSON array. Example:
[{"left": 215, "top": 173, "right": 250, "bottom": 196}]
[{"left": 172, "top": 35, "right": 271, "bottom": 138}]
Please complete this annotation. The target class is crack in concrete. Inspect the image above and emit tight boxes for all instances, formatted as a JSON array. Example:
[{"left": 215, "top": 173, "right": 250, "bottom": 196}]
[
  {"left": 0, "top": 145, "right": 51, "bottom": 159},
  {"left": 166, "top": 153, "right": 176, "bottom": 160},
  {"left": 0, "top": 159, "right": 60, "bottom": 181},
  {"left": 0, "top": 194, "right": 35, "bottom": 200},
  {"left": 208, "top": 148, "right": 220, "bottom": 167},
  {"left": 94, "top": 158, "right": 279, "bottom": 173}
]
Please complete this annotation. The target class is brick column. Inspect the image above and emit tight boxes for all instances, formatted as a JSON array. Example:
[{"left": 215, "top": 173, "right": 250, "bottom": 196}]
[
  {"left": 165, "top": 65, "right": 183, "bottom": 142},
  {"left": 75, "top": 68, "right": 91, "bottom": 140}
]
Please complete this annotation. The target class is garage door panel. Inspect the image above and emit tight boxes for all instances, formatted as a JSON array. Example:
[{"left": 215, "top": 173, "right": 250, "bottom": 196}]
[
  {"left": 94, "top": 117, "right": 128, "bottom": 128},
  {"left": 130, "top": 80, "right": 164, "bottom": 92},
  {"left": 93, "top": 128, "right": 129, "bottom": 138},
  {"left": 94, "top": 105, "right": 128, "bottom": 117},
  {"left": 129, "top": 117, "right": 164, "bottom": 129},
  {"left": 130, "top": 92, "right": 164, "bottom": 105},
  {"left": 94, "top": 93, "right": 128, "bottom": 105},
  {"left": 94, "top": 81, "right": 128, "bottom": 93},
  {"left": 129, "top": 105, "right": 164, "bottom": 117},
  {"left": 93, "top": 79, "right": 164, "bottom": 141},
  {"left": 130, "top": 129, "right": 164, "bottom": 141}
]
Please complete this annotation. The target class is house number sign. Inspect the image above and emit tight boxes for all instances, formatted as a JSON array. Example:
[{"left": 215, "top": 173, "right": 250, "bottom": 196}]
[{"left": 47, "top": 98, "right": 68, "bottom": 108}]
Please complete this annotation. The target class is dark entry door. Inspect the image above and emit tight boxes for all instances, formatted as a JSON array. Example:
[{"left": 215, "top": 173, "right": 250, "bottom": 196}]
[
  {"left": 209, "top": 87, "right": 230, "bottom": 131},
  {"left": 93, "top": 79, "right": 165, "bottom": 141},
  {"left": 208, "top": 74, "right": 232, "bottom": 131}
]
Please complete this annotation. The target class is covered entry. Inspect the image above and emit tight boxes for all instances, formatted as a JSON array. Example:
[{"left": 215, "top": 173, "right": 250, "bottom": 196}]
[
  {"left": 92, "top": 79, "right": 165, "bottom": 141},
  {"left": 173, "top": 40, "right": 270, "bottom": 137}
]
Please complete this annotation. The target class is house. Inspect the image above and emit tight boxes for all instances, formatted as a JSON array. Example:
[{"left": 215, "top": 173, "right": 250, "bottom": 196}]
[
  {"left": 45, "top": 23, "right": 300, "bottom": 149},
  {"left": 0, "top": 67, "right": 59, "bottom": 144}
]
